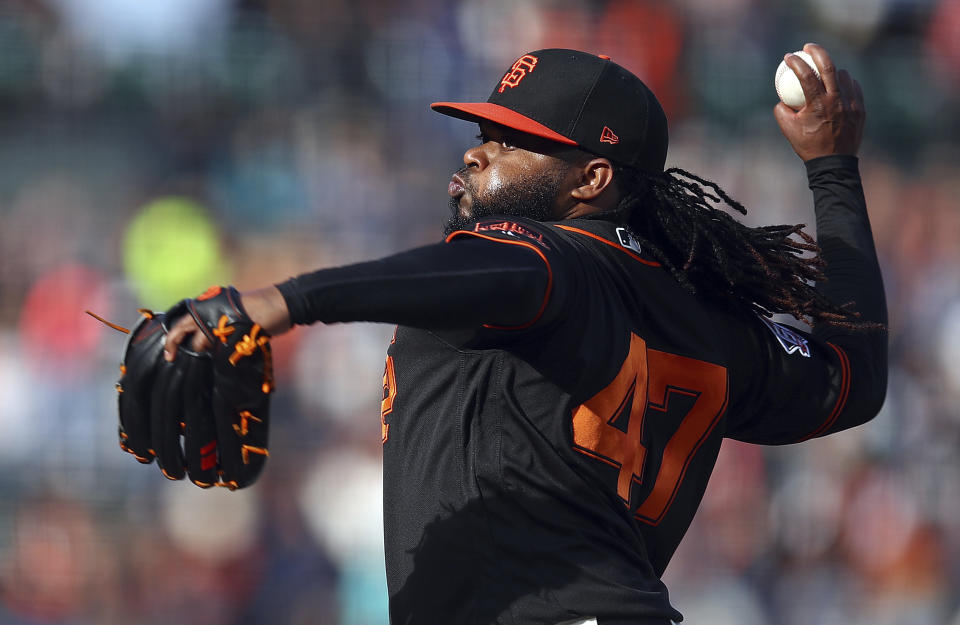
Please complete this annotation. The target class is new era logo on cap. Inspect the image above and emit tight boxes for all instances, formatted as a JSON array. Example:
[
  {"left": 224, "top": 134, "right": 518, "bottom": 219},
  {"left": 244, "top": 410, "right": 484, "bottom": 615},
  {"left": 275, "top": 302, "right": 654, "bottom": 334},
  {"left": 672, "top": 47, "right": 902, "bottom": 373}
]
[
  {"left": 431, "top": 49, "right": 668, "bottom": 173},
  {"left": 600, "top": 126, "right": 619, "bottom": 145}
]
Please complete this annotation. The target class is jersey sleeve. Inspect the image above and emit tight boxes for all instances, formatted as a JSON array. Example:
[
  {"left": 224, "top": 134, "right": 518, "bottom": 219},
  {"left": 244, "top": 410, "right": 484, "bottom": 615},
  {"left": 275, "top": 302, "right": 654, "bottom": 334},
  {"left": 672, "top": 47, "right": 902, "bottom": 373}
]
[
  {"left": 725, "top": 317, "right": 858, "bottom": 444},
  {"left": 443, "top": 217, "right": 582, "bottom": 332},
  {"left": 274, "top": 216, "right": 579, "bottom": 332},
  {"left": 725, "top": 156, "right": 887, "bottom": 444}
]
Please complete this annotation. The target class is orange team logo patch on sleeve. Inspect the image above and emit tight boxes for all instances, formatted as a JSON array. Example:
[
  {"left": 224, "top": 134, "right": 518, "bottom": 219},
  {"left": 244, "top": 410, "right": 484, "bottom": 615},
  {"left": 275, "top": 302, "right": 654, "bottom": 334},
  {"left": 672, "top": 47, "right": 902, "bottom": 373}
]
[
  {"left": 474, "top": 220, "right": 550, "bottom": 248},
  {"left": 600, "top": 126, "right": 619, "bottom": 145},
  {"left": 499, "top": 54, "right": 538, "bottom": 93}
]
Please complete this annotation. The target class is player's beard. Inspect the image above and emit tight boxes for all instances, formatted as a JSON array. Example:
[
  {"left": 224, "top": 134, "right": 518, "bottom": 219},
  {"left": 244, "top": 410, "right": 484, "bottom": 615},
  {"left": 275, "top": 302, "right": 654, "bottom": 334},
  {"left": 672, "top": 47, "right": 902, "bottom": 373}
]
[{"left": 442, "top": 166, "right": 567, "bottom": 237}]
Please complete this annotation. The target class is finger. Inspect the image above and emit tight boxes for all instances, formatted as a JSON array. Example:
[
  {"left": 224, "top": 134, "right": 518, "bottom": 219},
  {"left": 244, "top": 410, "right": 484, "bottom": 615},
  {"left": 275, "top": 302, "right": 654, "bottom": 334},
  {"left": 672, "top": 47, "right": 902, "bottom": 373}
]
[
  {"left": 803, "top": 43, "right": 838, "bottom": 94},
  {"left": 118, "top": 374, "right": 155, "bottom": 463},
  {"left": 210, "top": 342, "right": 272, "bottom": 489},
  {"left": 837, "top": 68, "right": 854, "bottom": 109},
  {"left": 181, "top": 355, "right": 218, "bottom": 487},
  {"left": 150, "top": 359, "right": 186, "bottom": 481},
  {"left": 853, "top": 78, "right": 865, "bottom": 114},
  {"left": 773, "top": 101, "right": 797, "bottom": 133},
  {"left": 162, "top": 323, "right": 183, "bottom": 363},
  {"left": 118, "top": 315, "right": 166, "bottom": 463},
  {"left": 785, "top": 53, "right": 825, "bottom": 104},
  {"left": 163, "top": 315, "right": 197, "bottom": 362},
  {"left": 189, "top": 330, "right": 215, "bottom": 353}
]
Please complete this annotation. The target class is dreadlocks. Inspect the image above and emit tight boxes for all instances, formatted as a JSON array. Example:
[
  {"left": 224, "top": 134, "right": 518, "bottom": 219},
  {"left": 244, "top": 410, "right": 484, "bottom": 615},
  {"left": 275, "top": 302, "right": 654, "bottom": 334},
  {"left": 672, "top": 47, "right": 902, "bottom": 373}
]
[{"left": 607, "top": 164, "right": 871, "bottom": 330}]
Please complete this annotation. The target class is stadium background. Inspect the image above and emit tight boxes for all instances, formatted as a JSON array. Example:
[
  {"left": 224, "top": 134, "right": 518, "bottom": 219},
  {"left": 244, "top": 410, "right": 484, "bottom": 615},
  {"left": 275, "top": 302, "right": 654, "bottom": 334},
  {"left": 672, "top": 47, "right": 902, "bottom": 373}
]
[{"left": 0, "top": 0, "right": 958, "bottom": 623}]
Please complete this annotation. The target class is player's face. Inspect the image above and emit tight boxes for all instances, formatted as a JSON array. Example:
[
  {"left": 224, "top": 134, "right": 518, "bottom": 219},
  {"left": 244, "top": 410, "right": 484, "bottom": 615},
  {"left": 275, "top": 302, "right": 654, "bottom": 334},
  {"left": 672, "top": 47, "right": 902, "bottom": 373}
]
[{"left": 444, "top": 122, "right": 575, "bottom": 235}]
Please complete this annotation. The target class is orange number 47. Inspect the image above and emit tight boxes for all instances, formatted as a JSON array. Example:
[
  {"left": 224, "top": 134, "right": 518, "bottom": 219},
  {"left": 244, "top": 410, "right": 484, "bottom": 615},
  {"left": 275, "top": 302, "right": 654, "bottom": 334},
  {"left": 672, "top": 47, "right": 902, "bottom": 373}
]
[{"left": 572, "top": 334, "right": 728, "bottom": 525}]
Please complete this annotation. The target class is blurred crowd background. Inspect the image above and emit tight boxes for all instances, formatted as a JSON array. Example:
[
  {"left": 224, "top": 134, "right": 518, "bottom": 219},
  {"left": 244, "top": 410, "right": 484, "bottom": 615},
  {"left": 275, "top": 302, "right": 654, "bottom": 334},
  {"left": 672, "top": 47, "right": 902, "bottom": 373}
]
[{"left": 0, "top": 0, "right": 958, "bottom": 623}]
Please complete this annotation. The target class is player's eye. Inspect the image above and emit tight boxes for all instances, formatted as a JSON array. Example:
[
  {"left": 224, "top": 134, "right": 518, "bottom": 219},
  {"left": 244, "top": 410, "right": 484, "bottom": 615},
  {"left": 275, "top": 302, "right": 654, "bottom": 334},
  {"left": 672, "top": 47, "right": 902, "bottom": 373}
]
[{"left": 475, "top": 132, "right": 514, "bottom": 150}]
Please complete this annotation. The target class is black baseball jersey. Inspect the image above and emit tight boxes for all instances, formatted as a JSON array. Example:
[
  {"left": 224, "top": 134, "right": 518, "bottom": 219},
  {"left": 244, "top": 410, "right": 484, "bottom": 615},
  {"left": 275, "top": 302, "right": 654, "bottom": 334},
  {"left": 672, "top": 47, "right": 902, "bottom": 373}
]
[{"left": 277, "top": 156, "right": 887, "bottom": 625}]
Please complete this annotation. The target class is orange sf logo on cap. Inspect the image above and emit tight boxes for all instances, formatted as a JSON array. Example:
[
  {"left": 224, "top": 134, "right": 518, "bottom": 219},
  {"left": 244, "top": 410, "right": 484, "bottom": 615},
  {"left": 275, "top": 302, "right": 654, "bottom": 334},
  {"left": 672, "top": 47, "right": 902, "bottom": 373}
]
[{"left": 498, "top": 54, "right": 538, "bottom": 93}]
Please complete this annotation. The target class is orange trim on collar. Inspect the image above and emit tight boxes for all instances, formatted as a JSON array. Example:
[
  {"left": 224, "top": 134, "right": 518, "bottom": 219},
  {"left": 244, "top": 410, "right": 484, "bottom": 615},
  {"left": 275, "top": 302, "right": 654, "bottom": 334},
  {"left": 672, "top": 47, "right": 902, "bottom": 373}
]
[{"left": 554, "top": 225, "right": 661, "bottom": 267}]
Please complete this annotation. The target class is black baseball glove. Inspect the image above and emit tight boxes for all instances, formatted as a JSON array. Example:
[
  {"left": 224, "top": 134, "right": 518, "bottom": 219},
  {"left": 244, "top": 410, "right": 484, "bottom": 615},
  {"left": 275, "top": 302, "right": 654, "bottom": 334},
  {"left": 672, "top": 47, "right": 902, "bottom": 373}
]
[{"left": 116, "top": 286, "right": 273, "bottom": 489}]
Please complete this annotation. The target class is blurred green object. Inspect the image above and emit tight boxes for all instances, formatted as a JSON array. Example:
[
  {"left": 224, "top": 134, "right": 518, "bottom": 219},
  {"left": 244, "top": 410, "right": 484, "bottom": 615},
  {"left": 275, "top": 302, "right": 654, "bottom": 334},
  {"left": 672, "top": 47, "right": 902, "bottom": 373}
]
[{"left": 122, "top": 196, "right": 228, "bottom": 309}]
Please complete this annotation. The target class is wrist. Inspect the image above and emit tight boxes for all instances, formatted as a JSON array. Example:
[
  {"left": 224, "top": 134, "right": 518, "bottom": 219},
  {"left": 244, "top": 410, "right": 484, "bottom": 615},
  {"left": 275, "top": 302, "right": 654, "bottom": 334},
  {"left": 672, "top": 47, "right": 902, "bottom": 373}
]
[
  {"left": 240, "top": 286, "right": 292, "bottom": 336},
  {"left": 804, "top": 154, "right": 859, "bottom": 177}
]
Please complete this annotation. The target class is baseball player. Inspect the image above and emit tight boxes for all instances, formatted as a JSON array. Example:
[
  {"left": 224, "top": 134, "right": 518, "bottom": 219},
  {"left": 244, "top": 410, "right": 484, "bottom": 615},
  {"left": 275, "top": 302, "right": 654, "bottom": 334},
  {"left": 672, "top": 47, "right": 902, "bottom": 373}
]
[{"left": 156, "top": 45, "right": 886, "bottom": 624}]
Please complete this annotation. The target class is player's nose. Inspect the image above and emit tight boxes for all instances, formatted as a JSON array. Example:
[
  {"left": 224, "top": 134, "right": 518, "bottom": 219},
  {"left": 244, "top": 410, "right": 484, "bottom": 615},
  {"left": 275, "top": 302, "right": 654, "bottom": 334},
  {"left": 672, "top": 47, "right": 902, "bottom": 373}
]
[{"left": 462, "top": 144, "right": 489, "bottom": 171}]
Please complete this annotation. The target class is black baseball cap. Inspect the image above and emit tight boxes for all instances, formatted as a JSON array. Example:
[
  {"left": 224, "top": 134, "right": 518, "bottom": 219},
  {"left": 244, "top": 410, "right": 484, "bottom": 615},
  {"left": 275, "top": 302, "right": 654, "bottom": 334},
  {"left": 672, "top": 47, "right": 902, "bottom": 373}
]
[{"left": 432, "top": 49, "right": 668, "bottom": 173}]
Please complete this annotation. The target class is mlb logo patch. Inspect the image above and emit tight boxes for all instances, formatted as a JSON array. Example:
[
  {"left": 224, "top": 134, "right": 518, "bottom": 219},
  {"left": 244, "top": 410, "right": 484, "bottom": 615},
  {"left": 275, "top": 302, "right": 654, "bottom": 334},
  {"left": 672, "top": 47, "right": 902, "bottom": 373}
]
[
  {"left": 759, "top": 316, "right": 811, "bottom": 358},
  {"left": 615, "top": 227, "right": 642, "bottom": 254}
]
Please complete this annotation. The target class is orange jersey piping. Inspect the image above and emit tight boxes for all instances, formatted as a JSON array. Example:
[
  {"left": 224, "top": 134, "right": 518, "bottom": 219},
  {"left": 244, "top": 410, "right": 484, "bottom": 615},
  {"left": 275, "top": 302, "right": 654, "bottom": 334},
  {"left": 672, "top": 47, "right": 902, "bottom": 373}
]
[
  {"left": 799, "top": 342, "right": 851, "bottom": 441},
  {"left": 554, "top": 225, "right": 661, "bottom": 267}
]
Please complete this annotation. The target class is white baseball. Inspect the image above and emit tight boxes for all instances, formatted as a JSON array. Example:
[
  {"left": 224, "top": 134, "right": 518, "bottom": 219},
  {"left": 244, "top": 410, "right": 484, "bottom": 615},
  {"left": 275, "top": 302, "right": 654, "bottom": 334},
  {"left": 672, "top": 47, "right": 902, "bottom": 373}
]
[{"left": 775, "top": 50, "right": 821, "bottom": 109}]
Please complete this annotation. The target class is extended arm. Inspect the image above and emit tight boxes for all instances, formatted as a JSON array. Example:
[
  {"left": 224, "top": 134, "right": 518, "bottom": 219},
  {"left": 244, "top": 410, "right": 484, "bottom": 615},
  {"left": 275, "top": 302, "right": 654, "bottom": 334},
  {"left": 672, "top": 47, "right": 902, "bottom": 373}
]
[
  {"left": 727, "top": 44, "right": 887, "bottom": 444},
  {"left": 163, "top": 234, "right": 554, "bottom": 360},
  {"left": 275, "top": 236, "right": 550, "bottom": 328}
]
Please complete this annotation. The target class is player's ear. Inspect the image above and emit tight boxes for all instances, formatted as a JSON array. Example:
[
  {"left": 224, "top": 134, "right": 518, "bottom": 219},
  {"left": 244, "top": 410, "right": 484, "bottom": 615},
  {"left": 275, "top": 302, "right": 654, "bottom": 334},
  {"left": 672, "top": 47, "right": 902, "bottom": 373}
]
[{"left": 568, "top": 157, "right": 616, "bottom": 203}]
